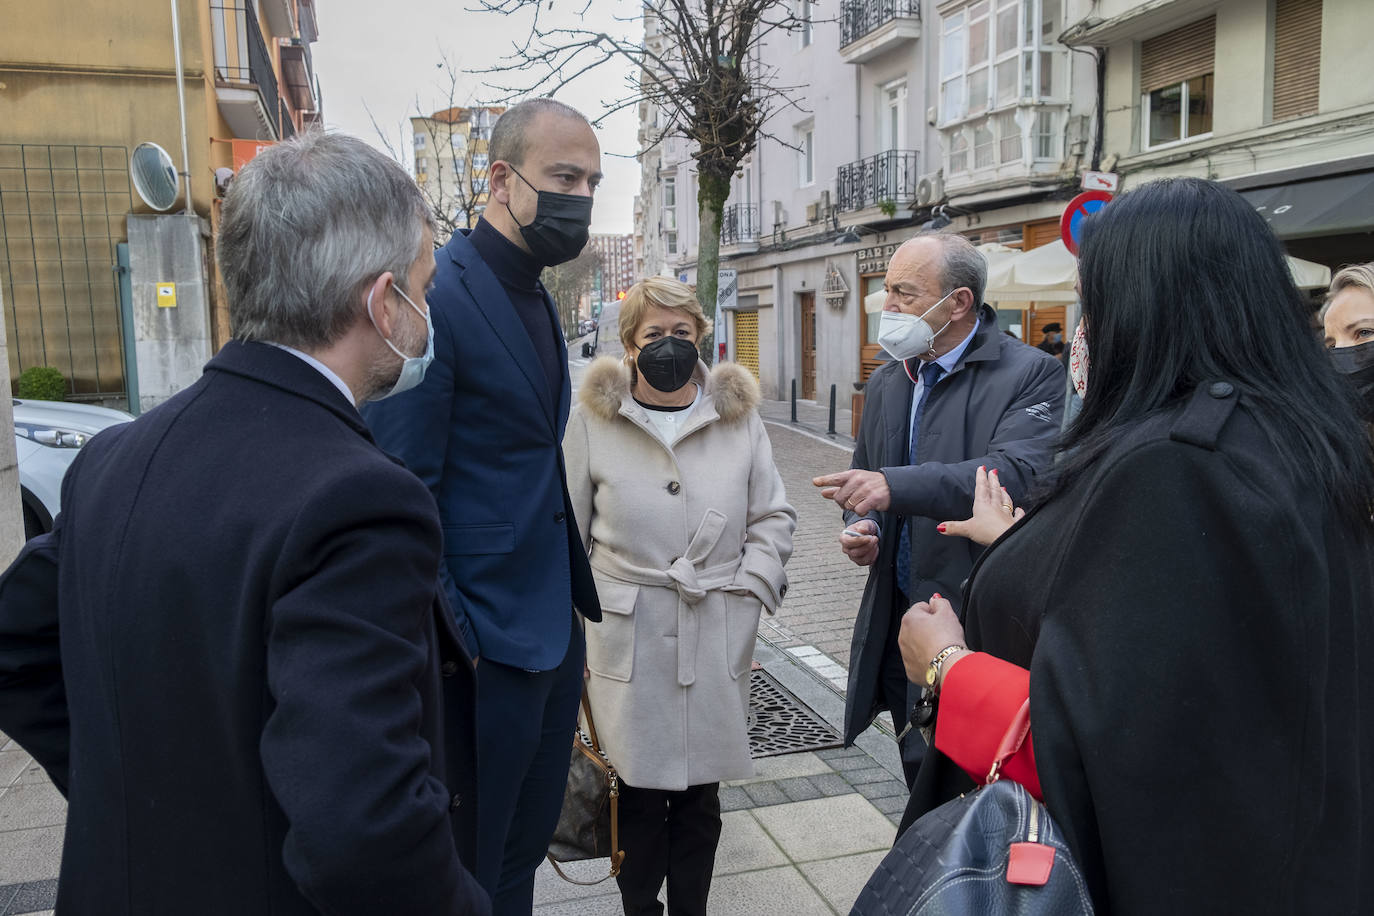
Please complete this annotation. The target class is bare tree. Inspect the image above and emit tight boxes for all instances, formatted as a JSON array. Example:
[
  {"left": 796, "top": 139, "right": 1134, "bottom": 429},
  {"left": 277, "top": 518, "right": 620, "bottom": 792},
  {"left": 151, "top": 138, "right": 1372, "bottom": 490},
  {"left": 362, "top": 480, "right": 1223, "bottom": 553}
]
[
  {"left": 367, "top": 54, "right": 501, "bottom": 245},
  {"left": 471, "top": 0, "right": 808, "bottom": 362},
  {"left": 542, "top": 250, "right": 601, "bottom": 339}
]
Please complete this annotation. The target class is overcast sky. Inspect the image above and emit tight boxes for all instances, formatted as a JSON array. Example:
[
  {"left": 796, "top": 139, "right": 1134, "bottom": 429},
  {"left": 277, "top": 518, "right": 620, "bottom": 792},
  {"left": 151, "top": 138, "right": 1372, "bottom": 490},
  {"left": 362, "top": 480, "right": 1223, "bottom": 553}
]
[{"left": 311, "top": 0, "right": 642, "bottom": 235}]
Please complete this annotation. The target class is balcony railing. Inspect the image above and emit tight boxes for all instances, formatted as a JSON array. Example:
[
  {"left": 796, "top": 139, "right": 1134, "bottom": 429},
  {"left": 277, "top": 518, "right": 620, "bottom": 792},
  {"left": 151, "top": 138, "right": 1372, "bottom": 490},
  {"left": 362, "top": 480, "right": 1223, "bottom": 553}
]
[
  {"left": 210, "top": 2, "right": 280, "bottom": 138},
  {"left": 840, "top": 0, "right": 921, "bottom": 48},
  {"left": 836, "top": 150, "right": 919, "bottom": 212},
  {"left": 721, "top": 204, "right": 760, "bottom": 245}
]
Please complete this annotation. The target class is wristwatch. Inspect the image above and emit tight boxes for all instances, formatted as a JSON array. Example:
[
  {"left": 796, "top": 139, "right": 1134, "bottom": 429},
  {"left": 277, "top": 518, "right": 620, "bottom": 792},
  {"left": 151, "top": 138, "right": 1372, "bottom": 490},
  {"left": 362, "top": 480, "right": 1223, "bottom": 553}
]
[{"left": 925, "top": 644, "right": 966, "bottom": 692}]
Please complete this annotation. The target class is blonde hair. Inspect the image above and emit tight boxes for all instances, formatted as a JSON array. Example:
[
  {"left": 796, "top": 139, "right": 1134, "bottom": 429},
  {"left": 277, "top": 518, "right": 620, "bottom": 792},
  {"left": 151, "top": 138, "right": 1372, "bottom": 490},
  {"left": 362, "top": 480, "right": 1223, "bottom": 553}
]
[
  {"left": 618, "top": 276, "right": 713, "bottom": 353},
  {"left": 1322, "top": 262, "right": 1374, "bottom": 322}
]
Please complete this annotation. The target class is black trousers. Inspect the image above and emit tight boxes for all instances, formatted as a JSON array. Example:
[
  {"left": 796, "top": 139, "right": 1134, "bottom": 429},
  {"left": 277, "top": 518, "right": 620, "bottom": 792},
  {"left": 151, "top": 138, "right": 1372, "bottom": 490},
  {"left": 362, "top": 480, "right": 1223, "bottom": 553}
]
[
  {"left": 881, "top": 587, "right": 927, "bottom": 788},
  {"left": 474, "top": 620, "right": 586, "bottom": 915},
  {"left": 615, "top": 781, "right": 722, "bottom": 916}
]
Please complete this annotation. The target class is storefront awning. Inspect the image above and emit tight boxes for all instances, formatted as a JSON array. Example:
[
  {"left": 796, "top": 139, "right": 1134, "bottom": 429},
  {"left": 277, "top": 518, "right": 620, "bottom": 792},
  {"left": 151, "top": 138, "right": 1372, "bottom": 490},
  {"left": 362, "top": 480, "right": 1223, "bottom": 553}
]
[{"left": 1241, "top": 171, "right": 1374, "bottom": 240}]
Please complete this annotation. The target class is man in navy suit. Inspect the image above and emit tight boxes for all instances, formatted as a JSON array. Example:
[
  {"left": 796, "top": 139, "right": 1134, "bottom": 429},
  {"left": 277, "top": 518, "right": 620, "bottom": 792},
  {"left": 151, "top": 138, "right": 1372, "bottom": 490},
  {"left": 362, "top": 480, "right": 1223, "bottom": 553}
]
[
  {"left": 363, "top": 99, "right": 603, "bottom": 914},
  {"left": 0, "top": 133, "right": 487, "bottom": 915}
]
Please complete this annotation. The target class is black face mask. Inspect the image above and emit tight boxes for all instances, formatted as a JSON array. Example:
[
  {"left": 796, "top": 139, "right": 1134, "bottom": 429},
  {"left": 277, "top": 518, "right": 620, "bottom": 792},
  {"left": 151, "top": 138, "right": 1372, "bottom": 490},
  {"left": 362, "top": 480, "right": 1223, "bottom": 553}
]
[
  {"left": 1330, "top": 340, "right": 1374, "bottom": 421},
  {"left": 636, "top": 336, "right": 699, "bottom": 393},
  {"left": 505, "top": 165, "right": 593, "bottom": 267}
]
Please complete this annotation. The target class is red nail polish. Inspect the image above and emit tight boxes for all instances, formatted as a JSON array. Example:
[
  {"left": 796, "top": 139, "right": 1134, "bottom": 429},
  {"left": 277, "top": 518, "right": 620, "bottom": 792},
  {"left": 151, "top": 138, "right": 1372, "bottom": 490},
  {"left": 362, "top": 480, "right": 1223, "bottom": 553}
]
[
  {"left": 937, "top": 524, "right": 947, "bottom": 532},
  {"left": 932, "top": 592, "right": 942, "bottom": 600}
]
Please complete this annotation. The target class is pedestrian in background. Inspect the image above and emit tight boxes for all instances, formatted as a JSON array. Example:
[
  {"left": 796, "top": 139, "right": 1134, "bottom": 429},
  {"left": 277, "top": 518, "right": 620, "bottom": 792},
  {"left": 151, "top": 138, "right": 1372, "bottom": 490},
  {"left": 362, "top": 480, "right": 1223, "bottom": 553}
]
[
  {"left": 565, "top": 277, "right": 796, "bottom": 916},
  {"left": 362, "top": 99, "right": 603, "bottom": 915},
  {"left": 0, "top": 133, "right": 487, "bottom": 915},
  {"left": 898, "top": 177, "right": 1374, "bottom": 913},
  {"left": 812, "top": 232, "right": 1064, "bottom": 787},
  {"left": 1322, "top": 262, "right": 1374, "bottom": 425}
]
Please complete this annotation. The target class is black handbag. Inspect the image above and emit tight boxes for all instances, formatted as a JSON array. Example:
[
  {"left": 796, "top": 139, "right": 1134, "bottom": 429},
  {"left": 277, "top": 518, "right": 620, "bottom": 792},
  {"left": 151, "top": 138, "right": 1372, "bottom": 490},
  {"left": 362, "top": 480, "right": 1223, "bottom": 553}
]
[
  {"left": 546, "top": 691, "right": 627, "bottom": 885},
  {"left": 850, "top": 699, "right": 1094, "bottom": 915}
]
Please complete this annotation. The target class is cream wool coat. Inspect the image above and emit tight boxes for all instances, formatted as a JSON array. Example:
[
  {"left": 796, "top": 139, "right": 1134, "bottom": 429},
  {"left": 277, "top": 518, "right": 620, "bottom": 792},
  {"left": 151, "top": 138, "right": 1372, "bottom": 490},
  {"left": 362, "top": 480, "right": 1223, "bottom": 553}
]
[{"left": 564, "top": 357, "right": 796, "bottom": 791}]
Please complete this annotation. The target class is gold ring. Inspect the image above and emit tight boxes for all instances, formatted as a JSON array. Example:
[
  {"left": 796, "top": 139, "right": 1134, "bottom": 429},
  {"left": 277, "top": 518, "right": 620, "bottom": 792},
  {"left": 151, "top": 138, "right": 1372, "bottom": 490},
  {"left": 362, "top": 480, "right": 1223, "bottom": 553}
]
[{"left": 1002, "top": 504, "right": 1014, "bottom": 513}]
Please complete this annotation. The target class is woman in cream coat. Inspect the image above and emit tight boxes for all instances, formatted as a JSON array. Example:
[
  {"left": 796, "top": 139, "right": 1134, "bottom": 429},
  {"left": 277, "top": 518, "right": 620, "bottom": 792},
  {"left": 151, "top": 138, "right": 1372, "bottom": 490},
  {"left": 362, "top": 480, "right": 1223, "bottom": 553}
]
[{"left": 564, "top": 277, "right": 795, "bottom": 916}]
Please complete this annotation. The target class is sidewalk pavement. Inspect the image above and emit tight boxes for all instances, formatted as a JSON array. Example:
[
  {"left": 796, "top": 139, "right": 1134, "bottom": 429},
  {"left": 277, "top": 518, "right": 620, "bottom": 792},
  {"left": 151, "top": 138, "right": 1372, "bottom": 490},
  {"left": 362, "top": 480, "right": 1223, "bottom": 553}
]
[{"left": 757, "top": 398, "right": 856, "bottom": 450}]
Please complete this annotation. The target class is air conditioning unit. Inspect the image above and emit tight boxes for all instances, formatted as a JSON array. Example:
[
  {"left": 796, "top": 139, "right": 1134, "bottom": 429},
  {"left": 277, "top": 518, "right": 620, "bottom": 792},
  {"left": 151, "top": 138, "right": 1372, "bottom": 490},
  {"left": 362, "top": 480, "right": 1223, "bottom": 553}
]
[
  {"left": 915, "top": 170, "right": 945, "bottom": 207},
  {"left": 805, "top": 202, "right": 820, "bottom": 222}
]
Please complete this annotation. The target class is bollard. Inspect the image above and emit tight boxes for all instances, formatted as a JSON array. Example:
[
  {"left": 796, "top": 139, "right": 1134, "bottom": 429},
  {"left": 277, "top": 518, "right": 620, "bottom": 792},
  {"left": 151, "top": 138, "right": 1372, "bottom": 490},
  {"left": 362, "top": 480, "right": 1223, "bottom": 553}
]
[
  {"left": 827, "top": 384, "right": 837, "bottom": 436},
  {"left": 791, "top": 379, "right": 797, "bottom": 423}
]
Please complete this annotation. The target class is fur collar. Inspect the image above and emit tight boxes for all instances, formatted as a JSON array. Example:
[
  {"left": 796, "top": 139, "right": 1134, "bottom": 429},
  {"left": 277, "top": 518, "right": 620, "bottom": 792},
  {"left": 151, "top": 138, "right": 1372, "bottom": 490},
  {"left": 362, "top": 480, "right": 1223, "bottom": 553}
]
[{"left": 579, "top": 356, "right": 761, "bottom": 424}]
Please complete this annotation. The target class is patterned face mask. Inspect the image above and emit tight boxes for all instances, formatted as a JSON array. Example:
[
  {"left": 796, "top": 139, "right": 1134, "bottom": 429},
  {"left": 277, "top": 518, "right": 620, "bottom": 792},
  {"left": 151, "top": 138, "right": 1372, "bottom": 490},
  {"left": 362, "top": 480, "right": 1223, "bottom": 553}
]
[{"left": 1068, "top": 319, "right": 1089, "bottom": 398}]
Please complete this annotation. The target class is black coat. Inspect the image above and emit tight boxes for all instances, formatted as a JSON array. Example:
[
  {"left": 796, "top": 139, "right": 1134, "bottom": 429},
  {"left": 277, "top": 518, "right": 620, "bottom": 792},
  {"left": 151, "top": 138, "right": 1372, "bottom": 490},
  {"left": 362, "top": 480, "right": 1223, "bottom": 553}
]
[
  {"left": 0, "top": 342, "right": 488, "bottom": 916},
  {"left": 908, "top": 381, "right": 1374, "bottom": 913},
  {"left": 843, "top": 308, "right": 1065, "bottom": 744}
]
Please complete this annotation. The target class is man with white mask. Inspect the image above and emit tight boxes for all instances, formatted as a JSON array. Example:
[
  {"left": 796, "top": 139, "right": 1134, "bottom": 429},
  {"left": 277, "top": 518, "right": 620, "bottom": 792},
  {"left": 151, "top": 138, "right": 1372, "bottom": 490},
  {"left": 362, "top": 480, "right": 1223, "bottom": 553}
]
[{"left": 813, "top": 232, "right": 1064, "bottom": 787}]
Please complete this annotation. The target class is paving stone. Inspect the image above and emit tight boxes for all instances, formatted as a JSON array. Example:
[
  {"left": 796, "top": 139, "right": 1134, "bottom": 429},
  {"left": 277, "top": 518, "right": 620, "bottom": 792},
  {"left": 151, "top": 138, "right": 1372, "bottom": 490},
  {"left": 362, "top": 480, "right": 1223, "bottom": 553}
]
[
  {"left": 3, "top": 878, "right": 57, "bottom": 915},
  {"left": 871, "top": 793, "right": 910, "bottom": 816},
  {"left": 752, "top": 795, "right": 895, "bottom": 864},
  {"left": 742, "top": 781, "right": 790, "bottom": 808},
  {"left": 825, "top": 753, "right": 877, "bottom": 771},
  {"left": 727, "top": 752, "right": 830, "bottom": 786},
  {"left": 719, "top": 785, "right": 752, "bottom": 813},
  {"left": 856, "top": 779, "right": 909, "bottom": 801},
  {"left": 713, "top": 811, "right": 788, "bottom": 875},
  {"left": 809, "top": 772, "right": 856, "bottom": 797},
  {"left": 799, "top": 850, "right": 888, "bottom": 913},
  {"left": 816, "top": 746, "right": 867, "bottom": 761},
  {"left": 775, "top": 777, "right": 822, "bottom": 802},
  {"left": 842, "top": 767, "right": 893, "bottom": 786}
]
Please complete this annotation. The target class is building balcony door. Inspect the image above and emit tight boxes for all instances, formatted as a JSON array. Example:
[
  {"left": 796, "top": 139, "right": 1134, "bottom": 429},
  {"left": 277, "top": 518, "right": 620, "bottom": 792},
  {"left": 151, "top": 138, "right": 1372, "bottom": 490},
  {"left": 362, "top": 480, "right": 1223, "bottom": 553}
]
[{"left": 800, "top": 292, "right": 817, "bottom": 400}]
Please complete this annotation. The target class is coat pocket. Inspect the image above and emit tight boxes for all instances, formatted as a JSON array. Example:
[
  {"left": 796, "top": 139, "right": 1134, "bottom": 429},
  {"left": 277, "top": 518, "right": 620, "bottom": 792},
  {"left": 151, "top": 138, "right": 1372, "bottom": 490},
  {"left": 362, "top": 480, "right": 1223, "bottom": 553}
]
[
  {"left": 443, "top": 523, "right": 515, "bottom": 556},
  {"left": 586, "top": 578, "right": 639, "bottom": 682},
  {"left": 724, "top": 591, "right": 763, "bottom": 680}
]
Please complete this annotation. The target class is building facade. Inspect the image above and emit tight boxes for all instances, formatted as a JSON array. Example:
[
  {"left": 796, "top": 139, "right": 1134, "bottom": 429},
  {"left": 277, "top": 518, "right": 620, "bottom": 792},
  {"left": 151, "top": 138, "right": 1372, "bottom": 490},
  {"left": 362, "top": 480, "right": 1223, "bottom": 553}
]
[
  {"left": 1065, "top": 0, "right": 1374, "bottom": 269},
  {"left": 635, "top": 0, "right": 1095, "bottom": 401},
  {"left": 635, "top": 0, "right": 1366, "bottom": 404},
  {"left": 1, "top": 0, "right": 322, "bottom": 409},
  {"left": 410, "top": 105, "right": 504, "bottom": 240},
  {"left": 589, "top": 233, "right": 636, "bottom": 303}
]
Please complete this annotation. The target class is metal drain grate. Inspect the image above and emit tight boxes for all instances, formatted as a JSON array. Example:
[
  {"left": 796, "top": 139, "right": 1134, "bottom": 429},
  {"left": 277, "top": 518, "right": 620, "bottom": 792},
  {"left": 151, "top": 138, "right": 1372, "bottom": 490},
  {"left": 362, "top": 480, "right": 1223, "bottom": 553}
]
[{"left": 748, "top": 669, "right": 844, "bottom": 758}]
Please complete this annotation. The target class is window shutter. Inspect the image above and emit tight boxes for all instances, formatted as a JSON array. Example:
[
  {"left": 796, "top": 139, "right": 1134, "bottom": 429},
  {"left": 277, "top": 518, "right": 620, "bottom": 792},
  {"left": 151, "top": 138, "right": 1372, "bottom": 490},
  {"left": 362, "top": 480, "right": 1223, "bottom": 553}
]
[
  {"left": 1139, "top": 16, "right": 1216, "bottom": 93},
  {"left": 1273, "top": 0, "right": 1322, "bottom": 121}
]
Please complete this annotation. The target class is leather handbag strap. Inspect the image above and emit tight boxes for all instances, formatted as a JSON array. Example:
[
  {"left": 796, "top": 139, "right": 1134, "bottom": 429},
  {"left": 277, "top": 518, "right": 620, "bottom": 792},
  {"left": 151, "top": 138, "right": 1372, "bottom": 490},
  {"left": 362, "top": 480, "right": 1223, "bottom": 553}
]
[
  {"left": 546, "top": 688, "right": 627, "bottom": 885},
  {"left": 986, "top": 698, "right": 1032, "bottom": 785},
  {"left": 581, "top": 690, "right": 601, "bottom": 751}
]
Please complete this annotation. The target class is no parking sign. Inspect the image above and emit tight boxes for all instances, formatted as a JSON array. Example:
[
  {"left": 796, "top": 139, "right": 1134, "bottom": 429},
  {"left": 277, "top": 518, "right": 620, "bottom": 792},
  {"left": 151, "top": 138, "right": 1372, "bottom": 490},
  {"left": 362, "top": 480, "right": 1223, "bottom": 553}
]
[{"left": 1060, "top": 190, "right": 1113, "bottom": 256}]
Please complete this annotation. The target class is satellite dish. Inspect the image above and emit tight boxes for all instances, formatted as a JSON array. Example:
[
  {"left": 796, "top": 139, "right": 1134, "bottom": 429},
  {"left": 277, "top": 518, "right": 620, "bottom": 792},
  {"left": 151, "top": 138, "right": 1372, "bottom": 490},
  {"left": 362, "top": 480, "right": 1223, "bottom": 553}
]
[{"left": 130, "top": 142, "right": 180, "bottom": 211}]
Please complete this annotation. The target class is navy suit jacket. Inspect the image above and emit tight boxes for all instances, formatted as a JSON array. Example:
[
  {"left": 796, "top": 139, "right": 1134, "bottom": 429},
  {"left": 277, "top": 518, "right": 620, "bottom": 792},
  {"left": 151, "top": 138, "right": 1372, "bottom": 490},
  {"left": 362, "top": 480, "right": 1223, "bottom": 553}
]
[
  {"left": 0, "top": 341, "right": 487, "bottom": 915},
  {"left": 362, "top": 230, "right": 601, "bottom": 670}
]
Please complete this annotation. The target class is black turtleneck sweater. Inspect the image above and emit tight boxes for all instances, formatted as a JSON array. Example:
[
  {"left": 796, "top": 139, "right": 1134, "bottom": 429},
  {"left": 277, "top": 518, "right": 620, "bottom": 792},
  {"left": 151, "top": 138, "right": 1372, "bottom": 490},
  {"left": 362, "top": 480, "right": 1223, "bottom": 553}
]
[{"left": 469, "top": 217, "right": 564, "bottom": 406}]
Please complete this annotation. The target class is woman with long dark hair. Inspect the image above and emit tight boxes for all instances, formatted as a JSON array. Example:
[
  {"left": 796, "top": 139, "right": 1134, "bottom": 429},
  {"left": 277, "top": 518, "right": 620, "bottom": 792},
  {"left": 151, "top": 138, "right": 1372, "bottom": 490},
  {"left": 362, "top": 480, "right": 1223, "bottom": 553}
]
[{"left": 893, "top": 177, "right": 1374, "bottom": 913}]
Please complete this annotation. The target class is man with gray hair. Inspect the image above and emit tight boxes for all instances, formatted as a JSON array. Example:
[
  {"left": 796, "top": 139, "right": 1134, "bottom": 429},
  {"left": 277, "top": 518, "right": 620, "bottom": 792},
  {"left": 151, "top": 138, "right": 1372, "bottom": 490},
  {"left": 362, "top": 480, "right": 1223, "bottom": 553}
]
[
  {"left": 813, "top": 232, "right": 1064, "bottom": 789},
  {"left": 0, "top": 132, "right": 488, "bottom": 915}
]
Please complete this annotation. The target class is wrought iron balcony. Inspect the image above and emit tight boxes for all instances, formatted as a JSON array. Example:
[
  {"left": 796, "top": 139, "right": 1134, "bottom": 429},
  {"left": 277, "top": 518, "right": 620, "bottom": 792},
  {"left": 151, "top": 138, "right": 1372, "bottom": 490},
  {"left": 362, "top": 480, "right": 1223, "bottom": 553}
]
[
  {"left": 721, "top": 203, "right": 760, "bottom": 246},
  {"left": 836, "top": 150, "right": 919, "bottom": 213},
  {"left": 839, "top": 0, "right": 921, "bottom": 63},
  {"left": 210, "top": 1, "right": 281, "bottom": 139}
]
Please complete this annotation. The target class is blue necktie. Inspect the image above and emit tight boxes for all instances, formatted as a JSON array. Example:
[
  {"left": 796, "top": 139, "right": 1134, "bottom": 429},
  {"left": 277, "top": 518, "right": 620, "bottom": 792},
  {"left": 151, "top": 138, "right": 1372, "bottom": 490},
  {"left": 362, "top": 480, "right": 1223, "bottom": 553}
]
[{"left": 895, "top": 361, "right": 944, "bottom": 600}]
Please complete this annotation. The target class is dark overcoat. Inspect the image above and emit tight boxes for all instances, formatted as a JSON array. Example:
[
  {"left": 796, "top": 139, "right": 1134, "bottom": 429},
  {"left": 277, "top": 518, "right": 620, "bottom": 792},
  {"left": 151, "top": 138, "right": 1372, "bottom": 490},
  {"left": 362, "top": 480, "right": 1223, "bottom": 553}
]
[
  {"left": 0, "top": 342, "right": 487, "bottom": 915},
  {"left": 842, "top": 307, "right": 1065, "bottom": 745},
  {"left": 362, "top": 229, "right": 601, "bottom": 670},
  {"left": 907, "top": 381, "right": 1374, "bottom": 912}
]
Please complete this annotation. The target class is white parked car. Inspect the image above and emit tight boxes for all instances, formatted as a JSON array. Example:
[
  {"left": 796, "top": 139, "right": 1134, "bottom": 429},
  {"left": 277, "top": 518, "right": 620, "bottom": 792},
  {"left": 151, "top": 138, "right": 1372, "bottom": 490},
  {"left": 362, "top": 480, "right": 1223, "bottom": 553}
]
[{"left": 13, "top": 398, "right": 134, "bottom": 539}]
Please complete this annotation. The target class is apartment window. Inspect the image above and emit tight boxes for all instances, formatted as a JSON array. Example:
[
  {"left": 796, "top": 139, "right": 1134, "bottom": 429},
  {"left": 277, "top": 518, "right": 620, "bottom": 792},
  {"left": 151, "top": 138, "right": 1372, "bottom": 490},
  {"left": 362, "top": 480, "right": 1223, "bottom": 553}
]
[
  {"left": 414, "top": 134, "right": 427, "bottom": 150},
  {"left": 663, "top": 176, "right": 678, "bottom": 255},
  {"left": 472, "top": 152, "right": 489, "bottom": 171},
  {"left": 880, "top": 80, "right": 908, "bottom": 150},
  {"left": 940, "top": 0, "right": 1062, "bottom": 125},
  {"left": 1034, "top": 109, "right": 1056, "bottom": 158},
  {"left": 997, "top": 110, "right": 1022, "bottom": 162},
  {"left": 1273, "top": 0, "right": 1322, "bottom": 122},
  {"left": 1140, "top": 17, "right": 1215, "bottom": 149},
  {"left": 798, "top": 126, "right": 815, "bottom": 186},
  {"left": 949, "top": 132, "right": 969, "bottom": 174},
  {"left": 973, "top": 120, "right": 995, "bottom": 169},
  {"left": 450, "top": 134, "right": 466, "bottom": 154},
  {"left": 798, "top": 0, "right": 813, "bottom": 47}
]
